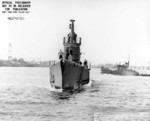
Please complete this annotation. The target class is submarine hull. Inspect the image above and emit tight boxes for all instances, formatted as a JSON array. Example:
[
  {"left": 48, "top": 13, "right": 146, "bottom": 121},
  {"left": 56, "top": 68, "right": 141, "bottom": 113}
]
[{"left": 50, "top": 60, "right": 89, "bottom": 91}]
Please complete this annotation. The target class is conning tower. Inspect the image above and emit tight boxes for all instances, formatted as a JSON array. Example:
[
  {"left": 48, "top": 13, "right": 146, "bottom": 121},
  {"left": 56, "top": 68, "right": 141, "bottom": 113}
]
[{"left": 63, "top": 20, "right": 81, "bottom": 63}]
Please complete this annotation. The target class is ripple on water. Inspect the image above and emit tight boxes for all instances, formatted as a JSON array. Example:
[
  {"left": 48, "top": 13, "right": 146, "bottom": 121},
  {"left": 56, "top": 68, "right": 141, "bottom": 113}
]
[{"left": 0, "top": 68, "right": 150, "bottom": 121}]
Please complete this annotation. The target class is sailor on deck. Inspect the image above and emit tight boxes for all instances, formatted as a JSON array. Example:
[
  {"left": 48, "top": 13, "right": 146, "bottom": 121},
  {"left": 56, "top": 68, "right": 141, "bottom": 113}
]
[
  {"left": 83, "top": 59, "right": 88, "bottom": 69},
  {"left": 58, "top": 49, "right": 63, "bottom": 59}
]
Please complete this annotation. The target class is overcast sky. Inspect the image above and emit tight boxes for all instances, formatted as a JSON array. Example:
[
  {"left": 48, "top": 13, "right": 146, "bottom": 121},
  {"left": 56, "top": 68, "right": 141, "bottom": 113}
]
[{"left": 0, "top": 0, "right": 150, "bottom": 66}]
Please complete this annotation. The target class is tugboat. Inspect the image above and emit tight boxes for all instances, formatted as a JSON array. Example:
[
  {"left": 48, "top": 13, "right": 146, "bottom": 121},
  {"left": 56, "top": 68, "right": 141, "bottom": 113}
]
[
  {"left": 101, "top": 61, "right": 140, "bottom": 76},
  {"left": 49, "top": 20, "right": 90, "bottom": 91}
]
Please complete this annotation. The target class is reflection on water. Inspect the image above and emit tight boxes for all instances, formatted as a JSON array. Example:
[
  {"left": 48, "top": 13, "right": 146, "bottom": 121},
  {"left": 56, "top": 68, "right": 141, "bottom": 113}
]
[{"left": 0, "top": 68, "right": 150, "bottom": 121}]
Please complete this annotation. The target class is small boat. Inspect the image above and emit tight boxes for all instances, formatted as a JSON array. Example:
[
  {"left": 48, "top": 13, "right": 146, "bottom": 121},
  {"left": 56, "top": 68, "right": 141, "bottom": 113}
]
[
  {"left": 49, "top": 20, "right": 90, "bottom": 91},
  {"left": 101, "top": 60, "right": 150, "bottom": 77},
  {"left": 101, "top": 61, "right": 140, "bottom": 76}
]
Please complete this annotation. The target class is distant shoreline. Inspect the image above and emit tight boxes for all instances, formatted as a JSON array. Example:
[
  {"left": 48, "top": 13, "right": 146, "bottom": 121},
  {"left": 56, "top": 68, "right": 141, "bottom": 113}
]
[{"left": 0, "top": 59, "right": 49, "bottom": 67}]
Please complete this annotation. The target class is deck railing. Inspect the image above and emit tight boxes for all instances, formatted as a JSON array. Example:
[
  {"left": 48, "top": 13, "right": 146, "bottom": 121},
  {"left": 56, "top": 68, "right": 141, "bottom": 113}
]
[{"left": 63, "top": 37, "right": 81, "bottom": 44}]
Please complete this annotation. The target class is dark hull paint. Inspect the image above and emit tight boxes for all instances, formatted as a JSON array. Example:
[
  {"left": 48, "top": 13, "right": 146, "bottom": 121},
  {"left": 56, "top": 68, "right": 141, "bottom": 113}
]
[{"left": 50, "top": 60, "right": 89, "bottom": 91}]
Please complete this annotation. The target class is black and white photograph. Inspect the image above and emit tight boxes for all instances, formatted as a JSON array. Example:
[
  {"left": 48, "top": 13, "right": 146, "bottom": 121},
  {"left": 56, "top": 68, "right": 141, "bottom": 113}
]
[{"left": 0, "top": 0, "right": 150, "bottom": 120}]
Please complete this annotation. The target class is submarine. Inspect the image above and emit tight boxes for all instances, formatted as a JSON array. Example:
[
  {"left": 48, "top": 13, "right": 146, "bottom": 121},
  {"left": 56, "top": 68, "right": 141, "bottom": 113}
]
[{"left": 49, "top": 20, "right": 90, "bottom": 91}]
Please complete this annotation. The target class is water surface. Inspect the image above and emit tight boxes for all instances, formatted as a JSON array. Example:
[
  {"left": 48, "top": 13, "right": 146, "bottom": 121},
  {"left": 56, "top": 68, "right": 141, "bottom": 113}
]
[{"left": 0, "top": 67, "right": 150, "bottom": 121}]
